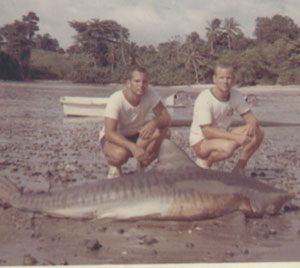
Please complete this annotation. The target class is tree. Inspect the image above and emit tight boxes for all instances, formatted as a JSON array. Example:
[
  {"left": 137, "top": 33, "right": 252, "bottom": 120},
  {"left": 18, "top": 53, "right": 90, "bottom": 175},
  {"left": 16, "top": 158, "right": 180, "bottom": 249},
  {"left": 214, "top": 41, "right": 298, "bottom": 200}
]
[
  {"left": 222, "top": 17, "right": 243, "bottom": 50},
  {"left": 69, "top": 19, "right": 130, "bottom": 71},
  {"left": 254, "top": 15, "right": 300, "bottom": 43},
  {"left": 158, "top": 39, "right": 181, "bottom": 65},
  {"left": 0, "top": 51, "right": 21, "bottom": 80},
  {"left": 1, "top": 20, "right": 31, "bottom": 79},
  {"left": 180, "top": 32, "right": 207, "bottom": 83},
  {"left": 0, "top": 34, "right": 5, "bottom": 49},
  {"left": 33, "top": 33, "right": 61, "bottom": 52},
  {"left": 0, "top": 12, "right": 40, "bottom": 79},
  {"left": 134, "top": 45, "right": 159, "bottom": 67},
  {"left": 22, "top": 11, "right": 39, "bottom": 44},
  {"left": 206, "top": 18, "right": 222, "bottom": 54}
]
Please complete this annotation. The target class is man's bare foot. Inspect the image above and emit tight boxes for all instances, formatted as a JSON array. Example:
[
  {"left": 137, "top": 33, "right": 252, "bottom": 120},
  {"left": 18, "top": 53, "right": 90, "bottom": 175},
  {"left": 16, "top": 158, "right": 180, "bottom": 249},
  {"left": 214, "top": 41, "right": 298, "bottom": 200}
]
[{"left": 107, "top": 165, "right": 122, "bottom": 179}]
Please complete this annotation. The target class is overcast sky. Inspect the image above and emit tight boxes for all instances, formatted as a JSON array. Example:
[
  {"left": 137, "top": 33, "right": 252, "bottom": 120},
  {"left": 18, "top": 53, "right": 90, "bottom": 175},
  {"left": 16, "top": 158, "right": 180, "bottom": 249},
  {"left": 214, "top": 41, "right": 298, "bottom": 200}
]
[{"left": 1, "top": 0, "right": 300, "bottom": 49}]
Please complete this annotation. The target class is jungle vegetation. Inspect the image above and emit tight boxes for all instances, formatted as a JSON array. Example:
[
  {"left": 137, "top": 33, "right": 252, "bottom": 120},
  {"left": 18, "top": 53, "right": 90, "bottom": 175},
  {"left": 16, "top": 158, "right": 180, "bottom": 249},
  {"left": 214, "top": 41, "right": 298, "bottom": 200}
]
[{"left": 1, "top": 12, "right": 300, "bottom": 86}]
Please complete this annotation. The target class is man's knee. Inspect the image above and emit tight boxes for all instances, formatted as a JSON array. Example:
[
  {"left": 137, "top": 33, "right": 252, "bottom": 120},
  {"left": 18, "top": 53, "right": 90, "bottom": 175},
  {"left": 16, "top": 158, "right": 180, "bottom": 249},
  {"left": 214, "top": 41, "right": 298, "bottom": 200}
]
[
  {"left": 256, "top": 126, "right": 264, "bottom": 143},
  {"left": 249, "top": 126, "right": 264, "bottom": 147},
  {"left": 104, "top": 144, "right": 130, "bottom": 166},
  {"left": 222, "top": 141, "right": 239, "bottom": 158},
  {"left": 193, "top": 139, "right": 238, "bottom": 159},
  {"left": 149, "top": 127, "right": 170, "bottom": 141}
]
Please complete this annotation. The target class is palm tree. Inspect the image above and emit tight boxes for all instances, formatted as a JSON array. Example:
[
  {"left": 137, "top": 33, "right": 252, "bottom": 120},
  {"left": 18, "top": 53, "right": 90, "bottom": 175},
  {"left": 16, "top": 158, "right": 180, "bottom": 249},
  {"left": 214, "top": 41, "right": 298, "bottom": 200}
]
[
  {"left": 206, "top": 18, "right": 221, "bottom": 54},
  {"left": 119, "top": 27, "right": 128, "bottom": 65},
  {"left": 158, "top": 40, "right": 181, "bottom": 65},
  {"left": 181, "top": 32, "right": 206, "bottom": 83},
  {"left": 222, "top": 17, "right": 243, "bottom": 50}
]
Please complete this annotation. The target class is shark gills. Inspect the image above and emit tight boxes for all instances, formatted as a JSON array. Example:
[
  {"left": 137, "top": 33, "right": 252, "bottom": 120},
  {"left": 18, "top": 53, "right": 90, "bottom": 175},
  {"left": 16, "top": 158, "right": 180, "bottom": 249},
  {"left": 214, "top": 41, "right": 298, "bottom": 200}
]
[{"left": 0, "top": 139, "right": 293, "bottom": 220}]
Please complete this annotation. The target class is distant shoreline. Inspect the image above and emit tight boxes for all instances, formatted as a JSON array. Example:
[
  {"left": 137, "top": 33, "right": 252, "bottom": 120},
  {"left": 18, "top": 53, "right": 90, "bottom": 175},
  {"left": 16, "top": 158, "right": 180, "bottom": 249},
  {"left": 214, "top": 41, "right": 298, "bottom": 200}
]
[{"left": 1, "top": 79, "right": 300, "bottom": 96}]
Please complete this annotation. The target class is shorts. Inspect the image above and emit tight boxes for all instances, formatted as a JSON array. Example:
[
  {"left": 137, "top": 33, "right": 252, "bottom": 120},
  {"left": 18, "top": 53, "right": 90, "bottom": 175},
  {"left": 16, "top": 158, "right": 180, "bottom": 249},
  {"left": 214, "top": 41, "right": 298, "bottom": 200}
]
[{"left": 100, "top": 133, "right": 139, "bottom": 149}]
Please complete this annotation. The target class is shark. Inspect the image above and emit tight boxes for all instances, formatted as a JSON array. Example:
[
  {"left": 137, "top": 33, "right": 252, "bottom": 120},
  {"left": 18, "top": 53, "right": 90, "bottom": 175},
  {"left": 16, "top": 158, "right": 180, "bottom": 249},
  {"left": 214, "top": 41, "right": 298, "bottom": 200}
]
[{"left": 0, "top": 139, "right": 293, "bottom": 220}]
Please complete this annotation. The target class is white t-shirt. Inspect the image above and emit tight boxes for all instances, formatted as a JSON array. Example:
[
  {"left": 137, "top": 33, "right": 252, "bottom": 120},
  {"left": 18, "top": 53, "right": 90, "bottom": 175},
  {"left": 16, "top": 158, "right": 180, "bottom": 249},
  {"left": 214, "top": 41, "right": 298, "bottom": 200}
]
[
  {"left": 189, "top": 88, "right": 250, "bottom": 146},
  {"left": 99, "top": 88, "right": 161, "bottom": 141}
]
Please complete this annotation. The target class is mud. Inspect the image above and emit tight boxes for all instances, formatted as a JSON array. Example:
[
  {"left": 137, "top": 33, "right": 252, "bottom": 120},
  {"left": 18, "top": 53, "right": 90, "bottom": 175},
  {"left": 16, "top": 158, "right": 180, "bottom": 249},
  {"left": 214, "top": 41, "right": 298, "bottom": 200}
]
[{"left": 0, "top": 80, "right": 300, "bottom": 266}]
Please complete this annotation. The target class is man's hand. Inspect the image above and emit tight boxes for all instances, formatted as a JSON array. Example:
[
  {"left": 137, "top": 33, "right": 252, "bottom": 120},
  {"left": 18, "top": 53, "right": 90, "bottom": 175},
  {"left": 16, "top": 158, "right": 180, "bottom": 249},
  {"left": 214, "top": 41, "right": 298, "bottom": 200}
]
[
  {"left": 130, "top": 144, "right": 150, "bottom": 165},
  {"left": 245, "top": 123, "right": 257, "bottom": 137},
  {"left": 243, "top": 111, "right": 257, "bottom": 137},
  {"left": 235, "top": 132, "right": 252, "bottom": 145},
  {"left": 138, "top": 120, "right": 157, "bottom": 139}
]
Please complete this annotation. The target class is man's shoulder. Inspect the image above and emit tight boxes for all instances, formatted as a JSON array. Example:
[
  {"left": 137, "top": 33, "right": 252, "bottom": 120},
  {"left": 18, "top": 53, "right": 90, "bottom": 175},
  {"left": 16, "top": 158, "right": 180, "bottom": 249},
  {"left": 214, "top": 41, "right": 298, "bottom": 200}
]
[
  {"left": 106, "top": 90, "right": 125, "bottom": 111},
  {"left": 108, "top": 90, "right": 125, "bottom": 103},
  {"left": 230, "top": 88, "right": 246, "bottom": 100},
  {"left": 196, "top": 88, "right": 212, "bottom": 99},
  {"left": 109, "top": 89, "right": 123, "bottom": 98}
]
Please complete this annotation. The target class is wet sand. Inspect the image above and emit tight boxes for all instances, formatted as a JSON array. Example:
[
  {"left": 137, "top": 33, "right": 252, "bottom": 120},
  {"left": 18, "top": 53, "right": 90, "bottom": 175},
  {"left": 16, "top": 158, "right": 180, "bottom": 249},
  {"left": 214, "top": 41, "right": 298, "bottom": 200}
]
[{"left": 0, "top": 80, "right": 300, "bottom": 266}]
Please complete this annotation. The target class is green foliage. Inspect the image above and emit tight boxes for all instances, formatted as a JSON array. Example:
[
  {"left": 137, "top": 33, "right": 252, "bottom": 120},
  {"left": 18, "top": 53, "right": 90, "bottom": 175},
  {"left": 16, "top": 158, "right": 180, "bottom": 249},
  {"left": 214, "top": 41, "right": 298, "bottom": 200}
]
[
  {"left": 33, "top": 33, "right": 61, "bottom": 52},
  {"left": 148, "top": 63, "right": 194, "bottom": 85},
  {"left": 222, "top": 17, "right": 243, "bottom": 50},
  {"left": 206, "top": 18, "right": 222, "bottom": 54},
  {"left": 69, "top": 19, "right": 129, "bottom": 68},
  {"left": 2, "top": 11, "right": 300, "bottom": 85},
  {"left": 1, "top": 20, "right": 31, "bottom": 79},
  {"left": 30, "top": 49, "right": 72, "bottom": 79},
  {"left": 219, "top": 48, "right": 277, "bottom": 86},
  {"left": 276, "top": 68, "right": 300, "bottom": 85},
  {"left": 255, "top": 15, "right": 299, "bottom": 44},
  {"left": 0, "top": 51, "right": 22, "bottom": 80},
  {"left": 68, "top": 64, "right": 111, "bottom": 83}
]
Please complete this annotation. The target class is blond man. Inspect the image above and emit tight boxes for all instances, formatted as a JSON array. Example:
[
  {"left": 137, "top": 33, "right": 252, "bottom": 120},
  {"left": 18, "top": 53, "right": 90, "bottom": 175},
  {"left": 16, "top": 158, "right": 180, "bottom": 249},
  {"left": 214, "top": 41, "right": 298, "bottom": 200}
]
[{"left": 190, "top": 62, "right": 264, "bottom": 175}]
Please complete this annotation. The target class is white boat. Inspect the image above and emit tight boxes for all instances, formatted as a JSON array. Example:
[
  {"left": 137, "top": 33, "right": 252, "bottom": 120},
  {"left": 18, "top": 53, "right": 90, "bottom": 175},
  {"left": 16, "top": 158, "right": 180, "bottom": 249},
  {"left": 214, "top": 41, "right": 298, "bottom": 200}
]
[
  {"left": 60, "top": 92, "right": 190, "bottom": 118},
  {"left": 59, "top": 96, "right": 109, "bottom": 117}
]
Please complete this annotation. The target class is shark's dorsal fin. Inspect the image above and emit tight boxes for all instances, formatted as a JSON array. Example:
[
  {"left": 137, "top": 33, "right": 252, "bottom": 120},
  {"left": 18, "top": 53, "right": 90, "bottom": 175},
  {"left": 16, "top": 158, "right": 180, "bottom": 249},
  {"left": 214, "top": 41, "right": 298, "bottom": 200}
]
[{"left": 154, "top": 139, "right": 198, "bottom": 171}]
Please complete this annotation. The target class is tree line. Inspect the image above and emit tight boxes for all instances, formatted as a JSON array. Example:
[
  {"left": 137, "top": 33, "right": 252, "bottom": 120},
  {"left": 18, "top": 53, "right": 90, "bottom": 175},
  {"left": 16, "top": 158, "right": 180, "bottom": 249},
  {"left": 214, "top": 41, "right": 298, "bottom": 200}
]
[{"left": 1, "top": 12, "right": 300, "bottom": 85}]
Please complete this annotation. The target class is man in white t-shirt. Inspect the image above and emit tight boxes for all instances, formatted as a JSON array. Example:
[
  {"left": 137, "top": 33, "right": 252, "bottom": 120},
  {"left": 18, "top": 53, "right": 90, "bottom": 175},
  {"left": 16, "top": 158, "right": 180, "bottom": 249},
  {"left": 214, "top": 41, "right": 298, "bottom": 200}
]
[
  {"left": 189, "top": 62, "right": 264, "bottom": 175},
  {"left": 99, "top": 66, "right": 171, "bottom": 178}
]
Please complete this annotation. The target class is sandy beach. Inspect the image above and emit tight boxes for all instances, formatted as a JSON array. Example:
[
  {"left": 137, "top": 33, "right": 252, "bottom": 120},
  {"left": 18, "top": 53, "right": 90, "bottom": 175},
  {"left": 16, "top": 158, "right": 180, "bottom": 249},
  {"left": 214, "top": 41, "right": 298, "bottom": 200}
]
[{"left": 0, "top": 80, "right": 300, "bottom": 266}]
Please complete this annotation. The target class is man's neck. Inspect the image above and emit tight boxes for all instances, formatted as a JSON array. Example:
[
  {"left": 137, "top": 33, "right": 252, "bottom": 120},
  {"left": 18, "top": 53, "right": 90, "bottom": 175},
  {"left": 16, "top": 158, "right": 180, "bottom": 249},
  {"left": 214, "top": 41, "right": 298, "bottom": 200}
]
[
  {"left": 123, "top": 88, "right": 141, "bottom": 106},
  {"left": 211, "top": 87, "right": 230, "bottom": 101}
]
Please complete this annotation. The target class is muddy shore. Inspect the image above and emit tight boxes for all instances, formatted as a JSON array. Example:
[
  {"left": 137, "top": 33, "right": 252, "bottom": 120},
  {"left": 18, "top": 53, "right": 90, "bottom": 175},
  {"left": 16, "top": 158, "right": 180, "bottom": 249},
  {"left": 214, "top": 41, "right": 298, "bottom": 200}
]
[{"left": 0, "top": 80, "right": 300, "bottom": 267}]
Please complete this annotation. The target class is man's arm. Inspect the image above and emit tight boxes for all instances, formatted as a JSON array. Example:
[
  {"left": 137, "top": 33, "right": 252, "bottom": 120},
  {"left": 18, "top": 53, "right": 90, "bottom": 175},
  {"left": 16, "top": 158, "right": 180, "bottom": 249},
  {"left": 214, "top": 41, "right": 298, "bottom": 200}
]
[
  {"left": 152, "top": 101, "right": 171, "bottom": 127},
  {"left": 201, "top": 124, "right": 251, "bottom": 146},
  {"left": 242, "top": 110, "right": 258, "bottom": 136},
  {"left": 139, "top": 101, "right": 170, "bottom": 139}
]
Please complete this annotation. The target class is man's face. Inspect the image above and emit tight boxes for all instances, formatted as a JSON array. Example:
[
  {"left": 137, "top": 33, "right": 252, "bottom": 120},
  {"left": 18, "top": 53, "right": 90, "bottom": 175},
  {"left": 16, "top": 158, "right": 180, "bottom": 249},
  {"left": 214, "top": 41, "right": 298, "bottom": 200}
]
[
  {"left": 213, "top": 67, "right": 234, "bottom": 94},
  {"left": 127, "top": 70, "right": 148, "bottom": 96}
]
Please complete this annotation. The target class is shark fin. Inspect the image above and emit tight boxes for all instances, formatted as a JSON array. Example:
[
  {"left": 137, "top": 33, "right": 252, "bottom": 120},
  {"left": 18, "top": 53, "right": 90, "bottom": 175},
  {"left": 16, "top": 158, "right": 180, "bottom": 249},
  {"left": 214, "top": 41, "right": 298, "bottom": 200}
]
[{"left": 154, "top": 139, "right": 198, "bottom": 171}]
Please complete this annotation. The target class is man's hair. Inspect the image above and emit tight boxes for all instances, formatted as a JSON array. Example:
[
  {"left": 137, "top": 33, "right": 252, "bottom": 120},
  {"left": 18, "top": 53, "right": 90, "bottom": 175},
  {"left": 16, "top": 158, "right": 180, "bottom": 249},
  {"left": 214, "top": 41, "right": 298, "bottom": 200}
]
[
  {"left": 127, "top": 65, "right": 148, "bottom": 80},
  {"left": 213, "top": 62, "right": 234, "bottom": 74}
]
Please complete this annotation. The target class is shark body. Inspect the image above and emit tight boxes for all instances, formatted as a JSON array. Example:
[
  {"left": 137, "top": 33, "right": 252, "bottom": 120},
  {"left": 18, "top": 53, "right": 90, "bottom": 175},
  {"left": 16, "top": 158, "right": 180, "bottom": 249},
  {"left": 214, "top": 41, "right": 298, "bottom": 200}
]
[{"left": 0, "top": 139, "right": 293, "bottom": 220}]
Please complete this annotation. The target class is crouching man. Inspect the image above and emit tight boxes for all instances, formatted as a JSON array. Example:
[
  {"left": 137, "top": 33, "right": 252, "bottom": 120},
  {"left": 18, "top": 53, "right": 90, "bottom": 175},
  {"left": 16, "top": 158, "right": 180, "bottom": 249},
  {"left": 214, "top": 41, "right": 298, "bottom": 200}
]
[
  {"left": 99, "top": 66, "right": 171, "bottom": 179},
  {"left": 189, "top": 62, "right": 264, "bottom": 175}
]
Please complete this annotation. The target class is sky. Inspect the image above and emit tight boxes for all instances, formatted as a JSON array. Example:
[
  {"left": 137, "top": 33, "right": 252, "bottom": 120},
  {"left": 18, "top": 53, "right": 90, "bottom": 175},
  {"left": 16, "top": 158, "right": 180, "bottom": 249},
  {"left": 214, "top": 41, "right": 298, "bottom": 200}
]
[{"left": 1, "top": 0, "right": 300, "bottom": 49}]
